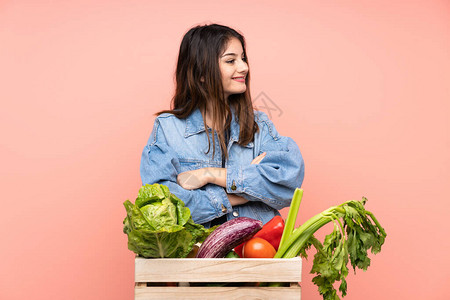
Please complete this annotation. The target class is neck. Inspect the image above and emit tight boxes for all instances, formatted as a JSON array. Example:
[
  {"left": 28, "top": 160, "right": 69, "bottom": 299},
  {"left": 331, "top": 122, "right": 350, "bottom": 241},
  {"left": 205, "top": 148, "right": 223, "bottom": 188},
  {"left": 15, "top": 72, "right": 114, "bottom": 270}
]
[{"left": 201, "top": 101, "right": 230, "bottom": 129}]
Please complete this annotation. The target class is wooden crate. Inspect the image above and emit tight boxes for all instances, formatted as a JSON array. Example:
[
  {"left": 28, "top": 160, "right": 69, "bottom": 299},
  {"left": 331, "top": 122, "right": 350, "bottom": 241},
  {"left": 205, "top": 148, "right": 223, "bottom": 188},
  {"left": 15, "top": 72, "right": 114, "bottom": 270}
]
[{"left": 135, "top": 257, "right": 302, "bottom": 300}]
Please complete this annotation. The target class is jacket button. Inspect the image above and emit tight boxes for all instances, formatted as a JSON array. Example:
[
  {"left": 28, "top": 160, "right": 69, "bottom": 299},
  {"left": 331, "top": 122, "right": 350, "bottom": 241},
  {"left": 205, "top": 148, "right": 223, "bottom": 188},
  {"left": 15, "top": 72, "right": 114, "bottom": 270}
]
[
  {"left": 232, "top": 211, "right": 239, "bottom": 217},
  {"left": 231, "top": 180, "right": 237, "bottom": 191},
  {"left": 221, "top": 204, "right": 227, "bottom": 213}
]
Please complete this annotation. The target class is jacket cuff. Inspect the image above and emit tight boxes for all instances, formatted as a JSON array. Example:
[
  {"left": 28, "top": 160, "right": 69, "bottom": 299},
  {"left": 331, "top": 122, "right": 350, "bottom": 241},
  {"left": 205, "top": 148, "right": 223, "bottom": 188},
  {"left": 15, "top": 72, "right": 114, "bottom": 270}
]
[
  {"left": 226, "top": 165, "right": 243, "bottom": 193},
  {"left": 206, "top": 185, "right": 233, "bottom": 216}
]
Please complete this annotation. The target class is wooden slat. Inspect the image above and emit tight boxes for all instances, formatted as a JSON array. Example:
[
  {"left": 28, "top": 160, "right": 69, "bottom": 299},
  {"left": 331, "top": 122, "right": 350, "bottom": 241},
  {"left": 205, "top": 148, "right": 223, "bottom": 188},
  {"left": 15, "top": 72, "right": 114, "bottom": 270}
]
[
  {"left": 135, "top": 286, "right": 301, "bottom": 300},
  {"left": 135, "top": 257, "right": 302, "bottom": 283}
]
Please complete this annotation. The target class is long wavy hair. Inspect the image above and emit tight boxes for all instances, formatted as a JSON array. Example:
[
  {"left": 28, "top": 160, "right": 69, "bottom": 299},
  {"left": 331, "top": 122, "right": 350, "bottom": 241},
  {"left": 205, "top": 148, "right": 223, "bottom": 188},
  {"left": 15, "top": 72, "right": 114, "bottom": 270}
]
[{"left": 157, "top": 23, "right": 258, "bottom": 159}]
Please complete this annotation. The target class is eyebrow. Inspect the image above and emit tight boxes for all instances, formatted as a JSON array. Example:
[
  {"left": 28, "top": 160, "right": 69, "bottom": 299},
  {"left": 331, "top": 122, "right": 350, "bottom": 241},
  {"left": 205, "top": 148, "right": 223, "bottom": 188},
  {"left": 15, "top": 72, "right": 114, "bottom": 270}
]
[{"left": 221, "top": 52, "right": 245, "bottom": 57}]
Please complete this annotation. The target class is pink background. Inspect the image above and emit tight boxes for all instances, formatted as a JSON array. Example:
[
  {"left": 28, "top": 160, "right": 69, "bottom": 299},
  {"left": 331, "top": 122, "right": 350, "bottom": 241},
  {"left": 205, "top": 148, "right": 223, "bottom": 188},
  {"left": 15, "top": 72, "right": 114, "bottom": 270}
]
[{"left": 1, "top": 0, "right": 449, "bottom": 299}]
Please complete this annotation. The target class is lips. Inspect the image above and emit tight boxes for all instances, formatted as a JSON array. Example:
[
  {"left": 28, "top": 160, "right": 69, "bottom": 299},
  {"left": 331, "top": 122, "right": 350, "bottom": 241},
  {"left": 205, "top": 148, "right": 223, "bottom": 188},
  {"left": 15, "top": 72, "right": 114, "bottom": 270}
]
[{"left": 232, "top": 77, "right": 246, "bottom": 84}]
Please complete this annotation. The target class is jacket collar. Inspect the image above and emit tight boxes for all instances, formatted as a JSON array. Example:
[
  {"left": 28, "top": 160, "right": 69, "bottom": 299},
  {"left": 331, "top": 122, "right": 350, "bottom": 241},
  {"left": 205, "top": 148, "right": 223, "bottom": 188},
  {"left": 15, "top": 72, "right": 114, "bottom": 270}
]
[
  {"left": 184, "top": 107, "right": 254, "bottom": 147},
  {"left": 184, "top": 108, "right": 206, "bottom": 137}
]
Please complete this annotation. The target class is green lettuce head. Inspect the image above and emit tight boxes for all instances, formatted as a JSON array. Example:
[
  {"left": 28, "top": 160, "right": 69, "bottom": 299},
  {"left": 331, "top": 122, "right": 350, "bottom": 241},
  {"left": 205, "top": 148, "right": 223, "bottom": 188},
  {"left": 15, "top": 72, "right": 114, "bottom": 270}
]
[{"left": 123, "top": 183, "right": 211, "bottom": 258}]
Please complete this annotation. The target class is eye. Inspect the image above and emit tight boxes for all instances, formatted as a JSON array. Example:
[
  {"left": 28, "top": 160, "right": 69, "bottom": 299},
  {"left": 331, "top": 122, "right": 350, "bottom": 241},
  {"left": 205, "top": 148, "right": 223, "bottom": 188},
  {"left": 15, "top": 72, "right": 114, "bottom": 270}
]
[{"left": 226, "top": 57, "right": 247, "bottom": 64}]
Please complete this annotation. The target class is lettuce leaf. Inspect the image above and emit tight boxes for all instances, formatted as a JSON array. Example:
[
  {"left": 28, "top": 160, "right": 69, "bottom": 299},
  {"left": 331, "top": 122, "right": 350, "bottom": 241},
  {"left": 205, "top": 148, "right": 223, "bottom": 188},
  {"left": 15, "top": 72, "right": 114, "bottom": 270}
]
[{"left": 123, "top": 183, "right": 211, "bottom": 258}]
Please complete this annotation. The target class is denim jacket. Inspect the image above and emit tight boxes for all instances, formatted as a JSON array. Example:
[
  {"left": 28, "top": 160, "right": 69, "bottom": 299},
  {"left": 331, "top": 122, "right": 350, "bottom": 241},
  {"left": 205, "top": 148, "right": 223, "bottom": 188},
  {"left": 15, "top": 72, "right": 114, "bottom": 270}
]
[{"left": 140, "top": 107, "right": 305, "bottom": 227}]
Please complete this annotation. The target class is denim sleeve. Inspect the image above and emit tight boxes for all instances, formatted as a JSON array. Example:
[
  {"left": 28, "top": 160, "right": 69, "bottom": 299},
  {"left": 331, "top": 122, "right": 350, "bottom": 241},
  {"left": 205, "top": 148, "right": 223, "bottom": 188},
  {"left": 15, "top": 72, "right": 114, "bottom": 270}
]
[
  {"left": 140, "top": 119, "right": 232, "bottom": 224},
  {"left": 226, "top": 114, "right": 305, "bottom": 210}
]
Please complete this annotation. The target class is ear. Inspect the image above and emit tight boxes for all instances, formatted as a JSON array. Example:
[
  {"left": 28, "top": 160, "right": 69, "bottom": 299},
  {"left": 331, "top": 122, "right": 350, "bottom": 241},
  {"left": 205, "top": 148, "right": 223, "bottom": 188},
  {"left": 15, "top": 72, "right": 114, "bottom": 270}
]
[{"left": 200, "top": 76, "right": 205, "bottom": 83}]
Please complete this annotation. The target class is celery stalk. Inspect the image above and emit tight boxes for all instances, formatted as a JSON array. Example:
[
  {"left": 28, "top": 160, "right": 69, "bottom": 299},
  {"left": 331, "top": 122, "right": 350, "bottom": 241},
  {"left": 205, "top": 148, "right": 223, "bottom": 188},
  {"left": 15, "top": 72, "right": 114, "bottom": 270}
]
[
  {"left": 276, "top": 216, "right": 334, "bottom": 258},
  {"left": 278, "top": 188, "right": 303, "bottom": 250},
  {"left": 273, "top": 196, "right": 387, "bottom": 299}
]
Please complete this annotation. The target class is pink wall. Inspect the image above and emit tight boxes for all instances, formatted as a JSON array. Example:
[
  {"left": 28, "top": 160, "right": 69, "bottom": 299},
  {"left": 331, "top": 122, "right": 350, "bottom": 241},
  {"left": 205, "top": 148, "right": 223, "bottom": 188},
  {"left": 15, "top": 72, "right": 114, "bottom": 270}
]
[{"left": 1, "top": 1, "right": 449, "bottom": 299}]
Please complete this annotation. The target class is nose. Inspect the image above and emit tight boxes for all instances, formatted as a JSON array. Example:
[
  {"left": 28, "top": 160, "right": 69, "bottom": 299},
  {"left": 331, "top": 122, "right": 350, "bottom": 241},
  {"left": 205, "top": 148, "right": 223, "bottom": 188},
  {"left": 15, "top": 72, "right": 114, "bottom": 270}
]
[{"left": 237, "top": 59, "right": 248, "bottom": 74}]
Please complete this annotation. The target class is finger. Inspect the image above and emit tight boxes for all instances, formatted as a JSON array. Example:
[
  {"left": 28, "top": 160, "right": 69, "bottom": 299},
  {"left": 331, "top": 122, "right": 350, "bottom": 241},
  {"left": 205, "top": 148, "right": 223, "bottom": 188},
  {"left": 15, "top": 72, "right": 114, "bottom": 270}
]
[
  {"left": 251, "top": 154, "right": 261, "bottom": 164},
  {"left": 257, "top": 152, "right": 267, "bottom": 163},
  {"left": 251, "top": 152, "right": 266, "bottom": 164},
  {"left": 251, "top": 156, "right": 261, "bottom": 164}
]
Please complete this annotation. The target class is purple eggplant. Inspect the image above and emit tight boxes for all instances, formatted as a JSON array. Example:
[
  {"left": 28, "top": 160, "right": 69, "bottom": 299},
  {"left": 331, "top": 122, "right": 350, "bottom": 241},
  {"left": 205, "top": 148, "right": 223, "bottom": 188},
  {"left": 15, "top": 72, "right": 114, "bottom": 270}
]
[{"left": 196, "top": 217, "right": 263, "bottom": 258}]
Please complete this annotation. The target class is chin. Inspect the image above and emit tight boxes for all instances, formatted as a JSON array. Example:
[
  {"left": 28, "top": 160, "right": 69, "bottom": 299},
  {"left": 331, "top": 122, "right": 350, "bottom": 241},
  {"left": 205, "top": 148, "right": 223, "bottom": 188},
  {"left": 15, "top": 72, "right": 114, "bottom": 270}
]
[
  {"left": 225, "top": 88, "right": 246, "bottom": 98},
  {"left": 234, "top": 87, "right": 247, "bottom": 94}
]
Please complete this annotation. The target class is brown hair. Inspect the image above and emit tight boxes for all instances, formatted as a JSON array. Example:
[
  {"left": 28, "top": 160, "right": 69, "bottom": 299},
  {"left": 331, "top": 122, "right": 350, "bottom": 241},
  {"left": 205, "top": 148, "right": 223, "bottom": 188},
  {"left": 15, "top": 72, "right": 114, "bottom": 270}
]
[{"left": 157, "top": 23, "right": 258, "bottom": 159}]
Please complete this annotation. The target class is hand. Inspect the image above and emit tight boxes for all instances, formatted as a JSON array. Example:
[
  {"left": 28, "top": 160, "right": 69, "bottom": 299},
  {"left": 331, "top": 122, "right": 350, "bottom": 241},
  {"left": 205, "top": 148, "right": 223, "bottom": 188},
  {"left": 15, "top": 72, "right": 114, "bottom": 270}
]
[
  {"left": 177, "top": 168, "right": 211, "bottom": 190},
  {"left": 251, "top": 152, "right": 266, "bottom": 164},
  {"left": 228, "top": 194, "right": 249, "bottom": 206}
]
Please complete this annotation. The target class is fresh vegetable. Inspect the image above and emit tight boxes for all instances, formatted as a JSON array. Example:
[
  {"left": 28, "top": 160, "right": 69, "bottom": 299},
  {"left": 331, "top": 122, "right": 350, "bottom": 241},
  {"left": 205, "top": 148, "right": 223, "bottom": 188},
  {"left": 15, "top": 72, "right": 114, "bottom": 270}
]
[
  {"left": 225, "top": 250, "right": 240, "bottom": 258},
  {"left": 196, "top": 217, "right": 263, "bottom": 258},
  {"left": 186, "top": 245, "right": 200, "bottom": 258},
  {"left": 275, "top": 188, "right": 387, "bottom": 300},
  {"left": 257, "top": 215, "right": 285, "bottom": 250},
  {"left": 123, "top": 183, "right": 213, "bottom": 258},
  {"left": 243, "top": 237, "right": 276, "bottom": 258},
  {"left": 234, "top": 215, "right": 285, "bottom": 257},
  {"left": 278, "top": 189, "right": 303, "bottom": 249},
  {"left": 234, "top": 243, "right": 245, "bottom": 258}
]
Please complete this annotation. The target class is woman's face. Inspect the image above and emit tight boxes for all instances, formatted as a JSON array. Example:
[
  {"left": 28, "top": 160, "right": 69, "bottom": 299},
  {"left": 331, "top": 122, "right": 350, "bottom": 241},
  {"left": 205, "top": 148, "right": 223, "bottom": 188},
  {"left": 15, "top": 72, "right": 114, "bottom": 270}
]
[{"left": 219, "top": 37, "right": 249, "bottom": 99}]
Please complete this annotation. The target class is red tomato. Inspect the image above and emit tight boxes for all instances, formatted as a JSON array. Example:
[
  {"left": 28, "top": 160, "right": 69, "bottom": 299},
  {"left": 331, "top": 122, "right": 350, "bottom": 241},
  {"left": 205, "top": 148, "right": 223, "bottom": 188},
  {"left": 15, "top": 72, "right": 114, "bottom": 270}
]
[{"left": 243, "top": 237, "right": 276, "bottom": 258}]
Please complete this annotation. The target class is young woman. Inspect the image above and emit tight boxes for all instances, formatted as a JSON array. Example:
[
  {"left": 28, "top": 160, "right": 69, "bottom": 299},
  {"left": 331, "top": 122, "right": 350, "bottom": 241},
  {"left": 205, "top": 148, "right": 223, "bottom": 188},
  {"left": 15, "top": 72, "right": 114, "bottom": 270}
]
[{"left": 140, "top": 24, "right": 305, "bottom": 227}]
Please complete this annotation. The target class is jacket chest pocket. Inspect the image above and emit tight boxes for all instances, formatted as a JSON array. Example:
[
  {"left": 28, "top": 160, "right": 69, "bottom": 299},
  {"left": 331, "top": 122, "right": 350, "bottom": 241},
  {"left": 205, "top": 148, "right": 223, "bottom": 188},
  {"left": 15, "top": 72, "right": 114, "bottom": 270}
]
[
  {"left": 229, "top": 144, "right": 255, "bottom": 164},
  {"left": 178, "top": 159, "right": 201, "bottom": 172},
  {"left": 178, "top": 158, "right": 219, "bottom": 172}
]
